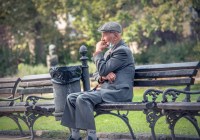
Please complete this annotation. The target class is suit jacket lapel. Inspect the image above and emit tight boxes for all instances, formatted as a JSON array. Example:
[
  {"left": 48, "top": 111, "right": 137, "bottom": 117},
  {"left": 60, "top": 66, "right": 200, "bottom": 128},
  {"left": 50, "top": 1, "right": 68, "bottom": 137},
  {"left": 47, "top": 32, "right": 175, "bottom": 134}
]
[{"left": 104, "top": 49, "right": 112, "bottom": 61}]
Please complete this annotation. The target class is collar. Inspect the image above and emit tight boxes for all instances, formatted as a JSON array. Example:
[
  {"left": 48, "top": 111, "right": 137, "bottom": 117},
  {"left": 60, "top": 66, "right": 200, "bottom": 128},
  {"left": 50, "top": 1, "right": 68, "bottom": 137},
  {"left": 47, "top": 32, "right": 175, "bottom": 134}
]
[{"left": 111, "top": 40, "right": 125, "bottom": 51}]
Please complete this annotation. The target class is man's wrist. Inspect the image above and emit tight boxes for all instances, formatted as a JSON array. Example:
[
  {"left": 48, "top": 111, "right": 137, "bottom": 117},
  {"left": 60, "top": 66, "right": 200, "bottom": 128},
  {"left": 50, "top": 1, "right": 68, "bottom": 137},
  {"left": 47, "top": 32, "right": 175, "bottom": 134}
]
[
  {"left": 93, "top": 51, "right": 102, "bottom": 56},
  {"left": 98, "top": 76, "right": 104, "bottom": 84}
]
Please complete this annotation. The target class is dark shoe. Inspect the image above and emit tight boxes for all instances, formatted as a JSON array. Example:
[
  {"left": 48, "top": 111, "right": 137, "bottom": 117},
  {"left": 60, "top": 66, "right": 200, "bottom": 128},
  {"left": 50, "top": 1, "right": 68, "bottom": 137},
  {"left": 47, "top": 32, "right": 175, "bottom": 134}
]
[
  {"left": 68, "top": 135, "right": 82, "bottom": 140},
  {"left": 87, "top": 136, "right": 99, "bottom": 140}
]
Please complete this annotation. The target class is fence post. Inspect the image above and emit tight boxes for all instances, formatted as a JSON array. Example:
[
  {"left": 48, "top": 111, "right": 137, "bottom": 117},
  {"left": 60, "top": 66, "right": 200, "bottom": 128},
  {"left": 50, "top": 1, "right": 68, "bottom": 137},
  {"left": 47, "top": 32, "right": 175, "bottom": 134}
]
[{"left": 79, "top": 45, "right": 90, "bottom": 91}]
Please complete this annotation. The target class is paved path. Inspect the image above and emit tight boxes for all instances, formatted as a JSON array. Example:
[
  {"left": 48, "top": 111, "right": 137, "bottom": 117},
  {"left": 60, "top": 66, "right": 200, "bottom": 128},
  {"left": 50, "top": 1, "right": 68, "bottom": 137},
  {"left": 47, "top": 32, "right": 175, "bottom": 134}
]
[
  {"left": 0, "top": 135, "right": 132, "bottom": 140},
  {"left": 0, "top": 131, "right": 198, "bottom": 140}
]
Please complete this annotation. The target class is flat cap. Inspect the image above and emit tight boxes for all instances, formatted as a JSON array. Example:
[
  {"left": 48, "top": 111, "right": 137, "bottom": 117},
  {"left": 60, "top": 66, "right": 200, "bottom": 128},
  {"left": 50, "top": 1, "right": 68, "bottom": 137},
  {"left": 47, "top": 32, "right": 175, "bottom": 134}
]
[{"left": 98, "top": 21, "right": 122, "bottom": 33}]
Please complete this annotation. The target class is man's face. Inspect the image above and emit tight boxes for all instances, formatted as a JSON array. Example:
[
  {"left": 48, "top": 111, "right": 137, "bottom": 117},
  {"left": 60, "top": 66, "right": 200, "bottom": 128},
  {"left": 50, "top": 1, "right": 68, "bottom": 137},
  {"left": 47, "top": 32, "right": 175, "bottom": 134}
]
[{"left": 101, "top": 32, "right": 115, "bottom": 46}]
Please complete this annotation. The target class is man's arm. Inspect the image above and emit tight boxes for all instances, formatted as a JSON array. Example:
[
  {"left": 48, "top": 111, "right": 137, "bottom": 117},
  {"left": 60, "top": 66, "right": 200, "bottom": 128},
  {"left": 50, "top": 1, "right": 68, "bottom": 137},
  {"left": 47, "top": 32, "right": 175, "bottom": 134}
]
[
  {"left": 93, "top": 71, "right": 116, "bottom": 84},
  {"left": 93, "top": 47, "right": 129, "bottom": 76}
]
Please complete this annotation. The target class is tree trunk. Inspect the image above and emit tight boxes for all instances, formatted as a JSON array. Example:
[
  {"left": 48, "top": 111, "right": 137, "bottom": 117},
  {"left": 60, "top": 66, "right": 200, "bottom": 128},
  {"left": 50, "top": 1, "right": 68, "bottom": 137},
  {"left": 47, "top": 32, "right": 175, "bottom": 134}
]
[{"left": 34, "top": 21, "right": 45, "bottom": 64}]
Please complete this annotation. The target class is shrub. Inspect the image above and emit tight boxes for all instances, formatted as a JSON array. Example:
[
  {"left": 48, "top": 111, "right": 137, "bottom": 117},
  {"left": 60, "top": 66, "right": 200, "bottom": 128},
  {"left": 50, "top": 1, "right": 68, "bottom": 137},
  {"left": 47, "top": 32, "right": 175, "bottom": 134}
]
[
  {"left": 17, "top": 63, "right": 49, "bottom": 77},
  {"left": 135, "top": 40, "right": 198, "bottom": 64}
]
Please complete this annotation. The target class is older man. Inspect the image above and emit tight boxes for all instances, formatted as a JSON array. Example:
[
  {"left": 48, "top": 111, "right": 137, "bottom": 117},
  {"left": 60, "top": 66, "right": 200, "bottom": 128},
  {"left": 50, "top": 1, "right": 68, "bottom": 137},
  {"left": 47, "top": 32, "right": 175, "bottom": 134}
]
[{"left": 61, "top": 21, "right": 135, "bottom": 140}]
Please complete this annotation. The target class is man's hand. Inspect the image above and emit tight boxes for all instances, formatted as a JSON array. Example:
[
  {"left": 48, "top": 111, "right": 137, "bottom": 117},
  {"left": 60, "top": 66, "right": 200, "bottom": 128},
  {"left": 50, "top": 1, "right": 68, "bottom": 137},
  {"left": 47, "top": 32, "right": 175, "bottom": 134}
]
[
  {"left": 95, "top": 41, "right": 108, "bottom": 52},
  {"left": 101, "top": 72, "right": 116, "bottom": 83}
]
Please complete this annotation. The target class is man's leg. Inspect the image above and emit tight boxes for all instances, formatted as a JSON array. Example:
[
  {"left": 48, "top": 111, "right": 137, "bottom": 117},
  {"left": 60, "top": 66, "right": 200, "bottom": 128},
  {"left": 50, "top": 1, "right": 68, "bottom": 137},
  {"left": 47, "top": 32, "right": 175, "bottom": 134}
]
[
  {"left": 87, "top": 129, "right": 98, "bottom": 140},
  {"left": 71, "top": 128, "right": 81, "bottom": 140},
  {"left": 61, "top": 92, "right": 84, "bottom": 140},
  {"left": 75, "top": 90, "right": 102, "bottom": 140},
  {"left": 61, "top": 92, "right": 83, "bottom": 128}
]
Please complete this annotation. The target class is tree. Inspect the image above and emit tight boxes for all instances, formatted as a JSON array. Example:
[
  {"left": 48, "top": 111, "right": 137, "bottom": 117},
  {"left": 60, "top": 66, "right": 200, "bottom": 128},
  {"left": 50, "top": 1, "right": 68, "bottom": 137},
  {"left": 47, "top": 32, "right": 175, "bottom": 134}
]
[
  {"left": 0, "top": 0, "right": 68, "bottom": 64},
  {"left": 66, "top": 0, "right": 135, "bottom": 46},
  {"left": 0, "top": 0, "right": 199, "bottom": 77}
]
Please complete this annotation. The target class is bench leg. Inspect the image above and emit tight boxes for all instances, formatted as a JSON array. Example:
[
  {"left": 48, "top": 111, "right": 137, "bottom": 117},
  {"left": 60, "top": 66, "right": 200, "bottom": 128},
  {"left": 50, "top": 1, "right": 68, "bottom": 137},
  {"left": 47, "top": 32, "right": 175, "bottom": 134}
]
[
  {"left": 95, "top": 111, "right": 136, "bottom": 140},
  {"left": 8, "top": 115, "right": 25, "bottom": 136},
  {"left": 26, "top": 113, "right": 43, "bottom": 140},
  {"left": 165, "top": 112, "right": 176, "bottom": 140},
  {"left": 144, "top": 109, "right": 163, "bottom": 140},
  {"left": 165, "top": 111, "right": 200, "bottom": 140},
  {"left": 185, "top": 115, "right": 200, "bottom": 138}
]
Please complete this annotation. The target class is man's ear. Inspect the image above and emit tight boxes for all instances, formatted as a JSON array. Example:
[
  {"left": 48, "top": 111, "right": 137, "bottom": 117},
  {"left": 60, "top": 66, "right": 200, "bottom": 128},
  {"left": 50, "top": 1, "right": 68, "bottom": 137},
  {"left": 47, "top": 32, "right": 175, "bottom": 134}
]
[{"left": 113, "top": 32, "right": 119, "bottom": 38}]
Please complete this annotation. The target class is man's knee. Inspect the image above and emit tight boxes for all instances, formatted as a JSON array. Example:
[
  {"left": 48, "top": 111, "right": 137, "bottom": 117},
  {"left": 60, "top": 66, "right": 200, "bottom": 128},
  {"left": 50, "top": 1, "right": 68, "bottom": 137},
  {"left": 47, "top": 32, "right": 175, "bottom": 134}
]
[
  {"left": 76, "top": 94, "right": 91, "bottom": 106},
  {"left": 67, "top": 93, "right": 77, "bottom": 104}
]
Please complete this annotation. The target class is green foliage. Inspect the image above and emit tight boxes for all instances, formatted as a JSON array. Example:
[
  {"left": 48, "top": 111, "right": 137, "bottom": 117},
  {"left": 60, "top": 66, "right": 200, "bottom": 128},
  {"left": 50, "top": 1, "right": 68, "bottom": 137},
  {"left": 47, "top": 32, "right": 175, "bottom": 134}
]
[
  {"left": 16, "top": 61, "right": 96, "bottom": 77},
  {"left": 17, "top": 63, "right": 49, "bottom": 77},
  {"left": 124, "top": 0, "right": 191, "bottom": 46},
  {"left": 135, "top": 40, "right": 198, "bottom": 64},
  {"left": 66, "top": 0, "right": 136, "bottom": 45},
  {"left": 0, "top": 0, "right": 200, "bottom": 77},
  {"left": 0, "top": 46, "right": 18, "bottom": 77},
  {"left": 0, "top": 0, "right": 37, "bottom": 36}
]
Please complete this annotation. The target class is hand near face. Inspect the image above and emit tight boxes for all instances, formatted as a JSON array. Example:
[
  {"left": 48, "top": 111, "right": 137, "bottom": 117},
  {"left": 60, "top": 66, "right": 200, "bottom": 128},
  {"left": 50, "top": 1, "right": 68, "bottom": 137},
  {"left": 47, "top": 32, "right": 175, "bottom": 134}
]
[{"left": 95, "top": 41, "right": 108, "bottom": 52}]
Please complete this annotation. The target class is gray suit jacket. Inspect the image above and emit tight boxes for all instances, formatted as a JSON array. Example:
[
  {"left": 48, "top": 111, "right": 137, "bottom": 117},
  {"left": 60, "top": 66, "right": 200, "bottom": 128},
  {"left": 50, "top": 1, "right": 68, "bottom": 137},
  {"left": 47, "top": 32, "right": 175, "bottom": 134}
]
[{"left": 93, "top": 40, "right": 135, "bottom": 102}]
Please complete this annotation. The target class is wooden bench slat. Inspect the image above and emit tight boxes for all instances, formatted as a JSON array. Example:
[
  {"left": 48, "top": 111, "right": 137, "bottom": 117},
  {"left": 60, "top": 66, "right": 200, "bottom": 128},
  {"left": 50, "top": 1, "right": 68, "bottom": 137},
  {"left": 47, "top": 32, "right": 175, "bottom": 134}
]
[
  {"left": 13, "top": 102, "right": 54, "bottom": 107},
  {"left": 157, "top": 102, "right": 200, "bottom": 111},
  {"left": 95, "top": 102, "right": 154, "bottom": 111},
  {"left": 21, "top": 74, "right": 51, "bottom": 82},
  {"left": 0, "top": 83, "right": 15, "bottom": 89},
  {"left": 18, "top": 87, "right": 53, "bottom": 95},
  {"left": 0, "top": 77, "right": 19, "bottom": 83},
  {"left": 135, "top": 69, "right": 197, "bottom": 79},
  {"left": 135, "top": 61, "right": 200, "bottom": 72},
  {"left": 0, "top": 88, "right": 12, "bottom": 94},
  {"left": 19, "top": 80, "right": 52, "bottom": 88},
  {"left": 134, "top": 78, "right": 194, "bottom": 87},
  {"left": 0, "top": 106, "right": 27, "bottom": 112},
  {"left": 0, "top": 101, "right": 12, "bottom": 107},
  {"left": 14, "top": 101, "right": 54, "bottom": 106}
]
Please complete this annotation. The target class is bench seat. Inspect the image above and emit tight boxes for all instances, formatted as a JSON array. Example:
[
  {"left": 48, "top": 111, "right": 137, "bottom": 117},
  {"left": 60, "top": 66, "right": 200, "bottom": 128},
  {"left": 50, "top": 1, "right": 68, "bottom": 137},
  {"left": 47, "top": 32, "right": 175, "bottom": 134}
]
[
  {"left": 157, "top": 102, "right": 200, "bottom": 111},
  {"left": 0, "top": 106, "right": 28, "bottom": 113},
  {"left": 95, "top": 102, "right": 155, "bottom": 111}
]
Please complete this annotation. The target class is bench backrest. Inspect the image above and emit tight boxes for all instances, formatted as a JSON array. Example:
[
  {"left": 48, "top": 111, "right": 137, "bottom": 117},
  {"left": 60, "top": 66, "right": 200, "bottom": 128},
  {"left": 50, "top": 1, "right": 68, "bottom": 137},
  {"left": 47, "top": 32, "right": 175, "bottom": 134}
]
[
  {"left": 0, "top": 77, "right": 21, "bottom": 106},
  {"left": 0, "top": 77, "right": 21, "bottom": 98},
  {"left": 134, "top": 61, "right": 200, "bottom": 88},
  {"left": 17, "top": 74, "right": 53, "bottom": 101},
  {"left": 15, "top": 61, "right": 200, "bottom": 100}
]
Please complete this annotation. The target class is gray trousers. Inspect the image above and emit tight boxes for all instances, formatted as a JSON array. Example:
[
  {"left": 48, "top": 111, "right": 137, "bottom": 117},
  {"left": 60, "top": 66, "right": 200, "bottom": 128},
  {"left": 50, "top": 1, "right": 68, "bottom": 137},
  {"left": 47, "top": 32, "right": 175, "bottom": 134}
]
[{"left": 61, "top": 90, "right": 103, "bottom": 130}]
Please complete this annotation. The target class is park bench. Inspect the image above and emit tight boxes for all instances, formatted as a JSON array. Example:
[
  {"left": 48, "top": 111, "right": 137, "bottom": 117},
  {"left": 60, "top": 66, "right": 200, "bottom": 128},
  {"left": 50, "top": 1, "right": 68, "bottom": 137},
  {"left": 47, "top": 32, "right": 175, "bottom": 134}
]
[
  {"left": 0, "top": 75, "right": 54, "bottom": 139},
  {"left": 17, "top": 73, "right": 54, "bottom": 139},
  {"left": 15, "top": 66, "right": 82, "bottom": 140},
  {"left": 0, "top": 77, "right": 28, "bottom": 137},
  {"left": 0, "top": 45, "right": 200, "bottom": 140}
]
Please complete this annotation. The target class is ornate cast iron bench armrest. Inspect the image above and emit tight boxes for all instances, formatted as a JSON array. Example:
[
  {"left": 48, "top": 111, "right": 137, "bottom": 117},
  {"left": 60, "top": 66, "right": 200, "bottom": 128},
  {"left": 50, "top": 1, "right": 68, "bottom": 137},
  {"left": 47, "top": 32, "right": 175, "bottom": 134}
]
[
  {"left": 25, "top": 95, "right": 54, "bottom": 106},
  {"left": 161, "top": 88, "right": 200, "bottom": 103},
  {"left": 156, "top": 88, "right": 200, "bottom": 140},
  {"left": 142, "top": 88, "right": 163, "bottom": 103},
  {"left": 0, "top": 96, "right": 22, "bottom": 102}
]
